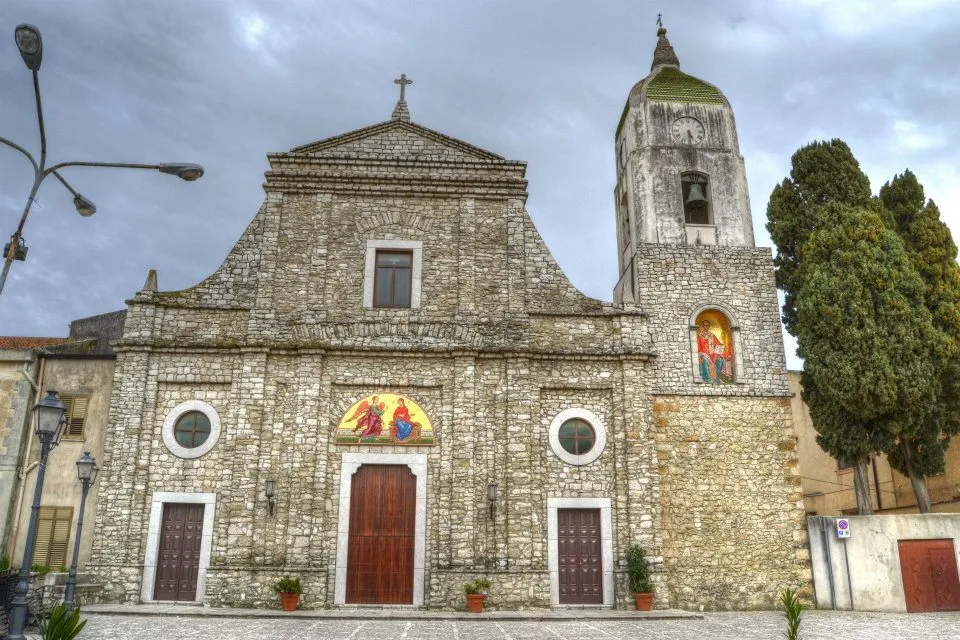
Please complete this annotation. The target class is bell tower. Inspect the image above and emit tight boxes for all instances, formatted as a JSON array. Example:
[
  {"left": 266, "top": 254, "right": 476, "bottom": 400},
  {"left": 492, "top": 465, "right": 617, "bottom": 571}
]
[{"left": 613, "top": 26, "right": 755, "bottom": 302}]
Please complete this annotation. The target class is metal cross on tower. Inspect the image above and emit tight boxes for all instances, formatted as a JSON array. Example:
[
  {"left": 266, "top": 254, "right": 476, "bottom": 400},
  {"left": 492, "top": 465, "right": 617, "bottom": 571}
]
[
  {"left": 394, "top": 73, "right": 413, "bottom": 102},
  {"left": 657, "top": 13, "right": 663, "bottom": 27}
]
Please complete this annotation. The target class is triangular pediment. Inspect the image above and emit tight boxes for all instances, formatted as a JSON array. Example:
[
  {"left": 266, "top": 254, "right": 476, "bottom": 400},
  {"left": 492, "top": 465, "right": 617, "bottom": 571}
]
[{"left": 290, "top": 120, "right": 505, "bottom": 162}]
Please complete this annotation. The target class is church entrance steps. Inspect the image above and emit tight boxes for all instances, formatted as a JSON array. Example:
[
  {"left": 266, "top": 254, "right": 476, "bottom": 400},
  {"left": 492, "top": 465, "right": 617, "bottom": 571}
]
[{"left": 81, "top": 603, "right": 702, "bottom": 621}]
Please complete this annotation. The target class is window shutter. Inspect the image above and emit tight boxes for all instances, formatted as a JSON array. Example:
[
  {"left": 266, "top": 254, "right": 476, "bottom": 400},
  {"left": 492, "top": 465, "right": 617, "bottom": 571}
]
[
  {"left": 60, "top": 395, "right": 88, "bottom": 438},
  {"left": 49, "top": 508, "right": 73, "bottom": 568},
  {"left": 32, "top": 509, "right": 54, "bottom": 566},
  {"left": 31, "top": 506, "right": 73, "bottom": 569}
]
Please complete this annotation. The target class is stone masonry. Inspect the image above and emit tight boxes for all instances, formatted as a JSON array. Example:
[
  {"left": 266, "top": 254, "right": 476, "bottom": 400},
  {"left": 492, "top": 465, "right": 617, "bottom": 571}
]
[{"left": 90, "top": 30, "right": 810, "bottom": 612}]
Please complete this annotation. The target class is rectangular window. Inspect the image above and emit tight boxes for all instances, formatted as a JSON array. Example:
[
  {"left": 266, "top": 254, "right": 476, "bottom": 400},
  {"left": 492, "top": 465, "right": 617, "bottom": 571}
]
[
  {"left": 60, "top": 394, "right": 89, "bottom": 439},
  {"left": 373, "top": 250, "right": 413, "bottom": 308},
  {"left": 837, "top": 456, "right": 853, "bottom": 471},
  {"left": 32, "top": 506, "right": 73, "bottom": 569}
]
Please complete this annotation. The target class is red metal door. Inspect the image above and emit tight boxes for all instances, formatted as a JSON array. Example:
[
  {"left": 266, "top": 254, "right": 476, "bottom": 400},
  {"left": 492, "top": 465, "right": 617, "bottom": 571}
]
[
  {"left": 898, "top": 539, "right": 960, "bottom": 612},
  {"left": 345, "top": 465, "right": 416, "bottom": 604},
  {"left": 154, "top": 503, "right": 204, "bottom": 601},
  {"left": 558, "top": 508, "right": 603, "bottom": 604}
]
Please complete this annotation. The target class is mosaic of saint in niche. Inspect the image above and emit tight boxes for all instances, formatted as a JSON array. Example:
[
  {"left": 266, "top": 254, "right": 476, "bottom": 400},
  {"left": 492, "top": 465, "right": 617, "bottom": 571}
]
[
  {"left": 695, "top": 309, "right": 734, "bottom": 384},
  {"left": 335, "top": 393, "right": 435, "bottom": 445}
]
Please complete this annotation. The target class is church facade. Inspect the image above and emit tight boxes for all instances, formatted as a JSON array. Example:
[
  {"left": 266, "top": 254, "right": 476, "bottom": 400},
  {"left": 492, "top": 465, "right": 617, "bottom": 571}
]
[{"left": 90, "top": 29, "right": 809, "bottom": 610}]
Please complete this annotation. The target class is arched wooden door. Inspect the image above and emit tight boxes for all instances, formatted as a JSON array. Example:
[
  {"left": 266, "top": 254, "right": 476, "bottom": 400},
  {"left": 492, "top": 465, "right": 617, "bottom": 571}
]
[{"left": 345, "top": 464, "right": 416, "bottom": 604}]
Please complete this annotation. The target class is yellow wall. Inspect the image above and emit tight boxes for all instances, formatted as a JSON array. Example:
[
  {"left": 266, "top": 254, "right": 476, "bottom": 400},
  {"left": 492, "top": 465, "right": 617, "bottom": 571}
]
[
  {"left": 789, "top": 372, "right": 897, "bottom": 514},
  {"left": 789, "top": 371, "right": 960, "bottom": 514}
]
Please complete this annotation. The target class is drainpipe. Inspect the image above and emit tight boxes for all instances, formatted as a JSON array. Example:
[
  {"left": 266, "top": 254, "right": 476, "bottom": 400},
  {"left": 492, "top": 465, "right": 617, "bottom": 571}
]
[
  {"left": 820, "top": 516, "right": 836, "bottom": 610},
  {"left": 7, "top": 355, "right": 45, "bottom": 564}
]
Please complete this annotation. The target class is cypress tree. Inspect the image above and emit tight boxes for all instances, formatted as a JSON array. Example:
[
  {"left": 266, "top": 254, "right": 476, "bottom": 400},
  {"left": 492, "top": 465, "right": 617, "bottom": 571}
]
[
  {"left": 796, "top": 205, "right": 939, "bottom": 514},
  {"left": 767, "top": 140, "right": 876, "bottom": 513},
  {"left": 879, "top": 171, "right": 960, "bottom": 511}
]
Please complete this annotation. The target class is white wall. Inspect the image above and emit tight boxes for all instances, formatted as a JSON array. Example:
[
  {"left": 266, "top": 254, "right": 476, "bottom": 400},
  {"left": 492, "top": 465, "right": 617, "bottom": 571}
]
[{"left": 807, "top": 514, "right": 960, "bottom": 612}]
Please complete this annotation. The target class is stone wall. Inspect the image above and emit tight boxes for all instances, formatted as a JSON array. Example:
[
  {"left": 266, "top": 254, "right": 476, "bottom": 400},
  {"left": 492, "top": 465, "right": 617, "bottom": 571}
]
[
  {"left": 654, "top": 395, "right": 810, "bottom": 609},
  {"left": 633, "top": 244, "right": 789, "bottom": 397},
  {"left": 89, "top": 112, "right": 806, "bottom": 612}
]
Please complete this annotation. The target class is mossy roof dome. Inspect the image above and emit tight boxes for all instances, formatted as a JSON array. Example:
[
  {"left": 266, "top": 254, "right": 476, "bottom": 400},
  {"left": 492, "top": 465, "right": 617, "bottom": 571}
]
[{"left": 629, "top": 28, "right": 728, "bottom": 107}]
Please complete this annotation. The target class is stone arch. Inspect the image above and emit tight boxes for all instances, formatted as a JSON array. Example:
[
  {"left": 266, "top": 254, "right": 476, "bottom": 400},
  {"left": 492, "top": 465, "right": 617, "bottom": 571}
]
[
  {"left": 688, "top": 302, "right": 744, "bottom": 384},
  {"left": 355, "top": 211, "right": 433, "bottom": 235}
]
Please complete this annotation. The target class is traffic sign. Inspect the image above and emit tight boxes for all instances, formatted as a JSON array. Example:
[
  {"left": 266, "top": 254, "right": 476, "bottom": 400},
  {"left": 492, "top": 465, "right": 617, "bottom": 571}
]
[{"left": 836, "top": 518, "right": 850, "bottom": 538}]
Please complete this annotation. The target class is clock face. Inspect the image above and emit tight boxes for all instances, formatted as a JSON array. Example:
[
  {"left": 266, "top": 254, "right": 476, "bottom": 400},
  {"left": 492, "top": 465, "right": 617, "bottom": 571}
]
[{"left": 672, "top": 117, "right": 705, "bottom": 145}]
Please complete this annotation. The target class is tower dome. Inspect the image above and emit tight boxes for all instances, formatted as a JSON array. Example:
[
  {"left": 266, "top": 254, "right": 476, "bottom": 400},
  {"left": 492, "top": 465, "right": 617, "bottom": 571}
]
[{"left": 612, "top": 24, "right": 754, "bottom": 286}]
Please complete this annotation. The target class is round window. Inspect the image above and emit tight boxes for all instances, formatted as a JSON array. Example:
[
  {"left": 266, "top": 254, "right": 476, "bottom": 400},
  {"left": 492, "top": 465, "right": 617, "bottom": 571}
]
[
  {"left": 558, "top": 418, "right": 595, "bottom": 455},
  {"left": 162, "top": 400, "right": 221, "bottom": 459},
  {"left": 174, "top": 411, "right": 211, "bottom": 448},
  {"left": 548, "top": 408, "right": 607, "bottom": 466}
]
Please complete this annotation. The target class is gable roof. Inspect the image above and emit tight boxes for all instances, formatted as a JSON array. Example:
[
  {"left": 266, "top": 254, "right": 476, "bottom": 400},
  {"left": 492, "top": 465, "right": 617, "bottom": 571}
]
[{"left": 289, "top": 119, "right": 506, "bottom": 162}]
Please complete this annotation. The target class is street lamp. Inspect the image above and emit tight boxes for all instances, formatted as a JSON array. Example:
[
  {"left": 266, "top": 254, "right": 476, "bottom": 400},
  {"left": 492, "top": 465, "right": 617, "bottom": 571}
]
[
  {"left": 62, "top": 452, "right": 98, "bottom": 609},
  {"left": 0, "top": 24, "right": 205, "bottom": 297},
  {"left": 5, "top": 390, "right": 66, "bottom": 640}
]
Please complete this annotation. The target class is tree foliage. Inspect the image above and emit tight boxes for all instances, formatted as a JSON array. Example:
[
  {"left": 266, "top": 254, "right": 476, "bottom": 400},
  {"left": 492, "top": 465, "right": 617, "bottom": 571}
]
[
  {"left": 767, "top": 140, "right": 872, "bottom": 333},
  {"left": 767, "top": 141, "right": 960, "bottom": 513},
  {"left": 796, "top": 205, "right": 938, "bottom": 470},
  {"left": 879, "top": 171, "right": 960, "bottom": 479}
]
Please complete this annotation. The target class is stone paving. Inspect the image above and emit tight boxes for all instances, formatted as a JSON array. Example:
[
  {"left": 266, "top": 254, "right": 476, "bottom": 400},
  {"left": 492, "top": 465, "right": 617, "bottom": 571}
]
[{"left": 75, "top": 610, "right": 960, "bottom": 639}]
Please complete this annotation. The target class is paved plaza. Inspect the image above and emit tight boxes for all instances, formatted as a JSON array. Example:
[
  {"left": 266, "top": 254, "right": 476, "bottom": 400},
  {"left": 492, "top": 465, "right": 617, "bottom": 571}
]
[{"left": 75, "top": 610, "right": 960, "bottom": 639}]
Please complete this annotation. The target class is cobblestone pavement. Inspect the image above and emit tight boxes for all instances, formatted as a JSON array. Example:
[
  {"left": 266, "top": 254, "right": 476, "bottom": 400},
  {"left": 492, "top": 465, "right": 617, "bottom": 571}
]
[{"left": 77, "top": 610, "right": 960, "bottom": 639}]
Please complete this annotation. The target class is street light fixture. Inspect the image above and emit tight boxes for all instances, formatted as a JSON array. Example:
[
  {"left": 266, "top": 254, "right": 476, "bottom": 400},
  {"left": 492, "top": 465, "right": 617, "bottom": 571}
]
[
  {"left": 62, "top": 452, "right": 99, "bottom": 609},
  {"left": 14, "top": 24, "right": 42, "bottom": 71},
  {"left": 0, "top": 24, "right": 205, "bottom": 297},
  {"left": 5, "top": 390, "right": 66, "bottom": 640}
]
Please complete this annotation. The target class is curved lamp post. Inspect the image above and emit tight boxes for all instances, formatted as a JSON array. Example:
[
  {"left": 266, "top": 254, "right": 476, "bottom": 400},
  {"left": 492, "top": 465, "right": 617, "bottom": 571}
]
[
  {"left": 5, "top": 390, "right": 66, "bottom": 640},
  {"left": 0, "top": 24, "right": 205, "bottom": 297},
  {"left": 62, "top": 452, "right": 98, "bottom": 609}
]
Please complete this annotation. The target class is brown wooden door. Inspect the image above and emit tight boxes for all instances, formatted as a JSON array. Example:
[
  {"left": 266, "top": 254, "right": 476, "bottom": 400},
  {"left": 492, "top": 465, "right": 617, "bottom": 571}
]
[
  {"left": 154, "top": 503, "right": 204, "bottom": 601},
  {"left": 558, "top": 508, "right": 603, "bottom": 604},
  {"left": 898, "top": 539, "right": 960, "bottom": 612},
  {"left": 345, "top": 465, "right": 416, "bottom": 604}
]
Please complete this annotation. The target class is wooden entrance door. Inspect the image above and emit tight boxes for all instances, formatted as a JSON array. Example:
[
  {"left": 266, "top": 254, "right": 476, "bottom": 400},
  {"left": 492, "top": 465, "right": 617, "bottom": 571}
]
[
  {"left": 345, "top": 465, "right": 416, "bottom": 604},
  {"left": 557, "top": 508, "right": 603, "bottom": 604},
  {"left": 898, "top": 539, "right": 960, "bottom": 612},
  {"left": 154, "top": 503, "right": 204, "bottom": 601}
]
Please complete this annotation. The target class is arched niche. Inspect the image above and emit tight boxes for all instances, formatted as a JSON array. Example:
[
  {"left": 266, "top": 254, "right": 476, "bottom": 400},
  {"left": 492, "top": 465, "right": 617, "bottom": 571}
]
[{"left": 688, "top": 304, "right": 744, "bottom": 384}]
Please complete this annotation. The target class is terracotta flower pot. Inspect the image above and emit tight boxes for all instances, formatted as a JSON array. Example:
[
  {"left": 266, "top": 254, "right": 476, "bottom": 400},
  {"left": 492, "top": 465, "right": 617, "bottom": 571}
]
[
  {"left": 466, "top": 593, "right": 486, "bottom": 613},
  {"left": 634, "top": 592, "right": 653, "bottom": 611},
  {"left": 279, "top": 591, "right": 300, "bottom": 611}
]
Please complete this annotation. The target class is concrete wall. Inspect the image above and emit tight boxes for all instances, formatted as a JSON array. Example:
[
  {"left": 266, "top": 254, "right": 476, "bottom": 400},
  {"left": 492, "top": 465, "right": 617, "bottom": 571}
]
[{"left": 807, "top": 514, "right": 960, "bottom": 612}]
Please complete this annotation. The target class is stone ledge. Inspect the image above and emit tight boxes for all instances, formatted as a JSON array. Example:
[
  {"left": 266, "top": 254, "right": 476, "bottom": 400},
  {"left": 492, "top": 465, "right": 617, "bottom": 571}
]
[{"left": 82, "top": 604, "right": 702, "bottom": 621}]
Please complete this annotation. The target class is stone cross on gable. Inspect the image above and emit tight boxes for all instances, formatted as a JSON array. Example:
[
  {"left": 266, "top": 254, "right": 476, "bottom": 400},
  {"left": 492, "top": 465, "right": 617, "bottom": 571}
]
[
  {"left": 391, "top": 73, "right": 413, "bottom": 122},
  {"left": 394, "top": 73, "right": 413, "bottom": 102}
]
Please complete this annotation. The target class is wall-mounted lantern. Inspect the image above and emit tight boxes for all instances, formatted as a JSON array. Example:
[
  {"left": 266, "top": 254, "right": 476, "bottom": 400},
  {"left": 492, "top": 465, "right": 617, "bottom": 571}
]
[
  {"left": 265, "top": 479, "right": 277, "bottom": 517},
  {"left": 487, "top": 483, "right": 499, "bottom": 519}
]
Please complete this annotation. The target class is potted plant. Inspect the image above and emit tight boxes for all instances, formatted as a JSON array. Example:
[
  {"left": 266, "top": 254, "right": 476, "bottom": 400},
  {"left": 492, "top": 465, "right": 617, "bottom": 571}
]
[
  {"left": 463, "top": 578, "right": 491, "bottom": 613},
  {"left": 273, "top": 576, "right": 302, "bottom": 611},
  {"left": 627, "top": 545, "right": 654, "bottom": 611}
]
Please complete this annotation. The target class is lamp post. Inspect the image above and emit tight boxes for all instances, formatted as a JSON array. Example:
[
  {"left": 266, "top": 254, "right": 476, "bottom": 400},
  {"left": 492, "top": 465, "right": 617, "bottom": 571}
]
[
  {"left": 62, "top": 452, "right": 98, "bottom": 609},
  {"left": 4, "top": 390, "right": 66, "bottom": 640},
  {"left": 0, "top": 24, "right": 205, "bottom": 297}
]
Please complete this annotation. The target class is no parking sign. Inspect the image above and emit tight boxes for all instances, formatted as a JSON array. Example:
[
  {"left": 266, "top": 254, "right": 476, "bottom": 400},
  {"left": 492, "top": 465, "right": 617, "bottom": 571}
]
[{"left": 836, "top": 518, "right": 851, "bottom": 538}]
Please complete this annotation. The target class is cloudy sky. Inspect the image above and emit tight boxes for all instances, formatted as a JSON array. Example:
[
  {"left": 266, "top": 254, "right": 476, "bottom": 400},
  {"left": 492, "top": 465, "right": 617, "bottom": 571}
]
[{"left": 1, "top": 0, "right": 958, "bottom": 368}]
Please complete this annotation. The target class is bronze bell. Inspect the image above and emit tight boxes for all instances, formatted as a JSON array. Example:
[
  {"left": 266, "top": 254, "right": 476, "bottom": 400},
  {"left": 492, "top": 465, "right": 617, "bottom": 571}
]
[{"left": 686, "top": 183, "right": 708, "bottom": 208}]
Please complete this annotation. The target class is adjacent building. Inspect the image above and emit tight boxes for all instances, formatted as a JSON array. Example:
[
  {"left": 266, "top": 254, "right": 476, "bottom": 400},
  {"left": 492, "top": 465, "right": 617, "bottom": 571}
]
[
  {"left": 791, "top": 372, "right": 960, "bottom": 515},
  {"left": 1, "top": 312, "right": 123, "bottom": 579}
]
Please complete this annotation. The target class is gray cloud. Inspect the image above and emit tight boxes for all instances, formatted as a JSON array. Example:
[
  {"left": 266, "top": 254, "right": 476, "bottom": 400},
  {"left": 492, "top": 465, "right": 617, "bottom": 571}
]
[{"left": 2, "top": 1, "right": 958, "bottom": 369}]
